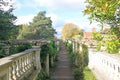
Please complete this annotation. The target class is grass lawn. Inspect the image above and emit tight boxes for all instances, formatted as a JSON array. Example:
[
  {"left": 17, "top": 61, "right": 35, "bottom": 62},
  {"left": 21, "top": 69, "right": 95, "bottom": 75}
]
[{"left": 84, "top": 66, "right": 96, "bottom": 80}]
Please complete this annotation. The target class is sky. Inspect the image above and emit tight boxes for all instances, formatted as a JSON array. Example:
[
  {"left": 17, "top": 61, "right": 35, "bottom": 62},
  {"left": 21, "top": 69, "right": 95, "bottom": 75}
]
[{"left": 12, "top": 0, "right": 100, "bottom": 37}]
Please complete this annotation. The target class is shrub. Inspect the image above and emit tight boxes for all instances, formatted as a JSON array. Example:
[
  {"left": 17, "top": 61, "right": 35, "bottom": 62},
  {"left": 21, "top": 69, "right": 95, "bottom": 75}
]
[
  {"left": 37, "top": 69, "right": 49, "bottom": 80},
  {"left": 106, "top": 39, "right": 120, "bottom": 53},
  {"left": 9, "top": 43, "right": 32, "bottom": 55}
]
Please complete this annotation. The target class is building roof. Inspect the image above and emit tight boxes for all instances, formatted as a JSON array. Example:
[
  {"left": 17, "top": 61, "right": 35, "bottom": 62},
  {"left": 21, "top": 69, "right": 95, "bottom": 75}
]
[{"left": 83, "top": 32, "right": 92, "bottom": 39}]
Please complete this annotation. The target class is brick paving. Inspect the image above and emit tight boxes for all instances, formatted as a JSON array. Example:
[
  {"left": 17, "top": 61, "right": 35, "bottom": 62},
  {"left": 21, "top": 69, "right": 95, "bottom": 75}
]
[{"left": 50, "top": 43, "right": 74, "bottom": 80}]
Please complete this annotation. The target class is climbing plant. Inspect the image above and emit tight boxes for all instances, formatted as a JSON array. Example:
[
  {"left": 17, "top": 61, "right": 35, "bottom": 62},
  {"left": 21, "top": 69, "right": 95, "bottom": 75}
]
[
  {"left": 65, "top": 41, "right": 89, "bottom": 80},
  {"left": 38, "top": 41, "right": 58, "bottom": 79}
]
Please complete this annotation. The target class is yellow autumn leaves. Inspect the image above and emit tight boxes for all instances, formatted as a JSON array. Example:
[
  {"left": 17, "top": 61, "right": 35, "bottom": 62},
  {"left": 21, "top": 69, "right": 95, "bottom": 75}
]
[{"left": 62, "top": 23, "right": 82, "bottom": 39}]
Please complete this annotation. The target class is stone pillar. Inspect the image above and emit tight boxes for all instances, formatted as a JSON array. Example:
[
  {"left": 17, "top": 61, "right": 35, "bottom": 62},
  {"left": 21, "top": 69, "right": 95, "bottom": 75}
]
[
  {"left": 75, "top": 42, "right": 78, "bottom": 53},
  {"left": 72, "top": 41, "right": 75, "bottom": 53},
  {"left": 46, "top": 54, "right": 49, "bottom": 76},
  {"left": 36, "top": 48, "right": 41, "bottom": 70},
  {"left": 32, "top": 46, "right": 41, "bottom": 70},
  {"left": 56, "top": 41, "right": 59, "bottom": 51},
  {"left": 50, "top": 56, "right": 54, "bottom": 67},
  {"left": 79, "top": 43, "right": 82, "bottom": 52}
]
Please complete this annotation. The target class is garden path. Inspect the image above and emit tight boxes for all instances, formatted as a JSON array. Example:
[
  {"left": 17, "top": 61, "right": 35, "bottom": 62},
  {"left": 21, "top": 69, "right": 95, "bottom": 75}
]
[{"left": 50, "top": 43, "right": 74, "bottom": 80}]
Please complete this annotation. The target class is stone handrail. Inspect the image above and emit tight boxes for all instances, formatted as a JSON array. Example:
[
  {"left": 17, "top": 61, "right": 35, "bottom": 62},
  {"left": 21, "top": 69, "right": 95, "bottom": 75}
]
[
  {"left": 0, "top": 46, "right": 41, "bottom": 80},
  {"left": 66, "top": 39, "right": 120, "bottom": 80},
  {"left": 89, "top": 48, "right": 120, "bottom": 80}
]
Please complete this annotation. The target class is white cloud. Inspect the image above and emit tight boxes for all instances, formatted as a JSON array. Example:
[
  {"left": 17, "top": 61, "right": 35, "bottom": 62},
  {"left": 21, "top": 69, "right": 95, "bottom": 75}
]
[
  {"left": 34, "top": 0, "right": 86, "bottom": 10},
  {"left": 15, "top": 13, "right": 64, "bottom": 33},
  {"left": 46, "top": 12, "right": 100, "bottom": 34},
  {"left": 15, "top": 14, "right": 35, "bottom": 25},
  {"left": 46, "top": 13, "right": 65, "bottom": 32},
  {"left": 65, "top": 19, "right": 100, "bottom": 31},
  {"left": 46, "top": 13, "right": 59, "bottom": 26},
  {"left": 34, "top": 0, "right": 55, "bottom": 7},
  {"left": 13, "top": 0, "right": 22, "bottom": 10}
]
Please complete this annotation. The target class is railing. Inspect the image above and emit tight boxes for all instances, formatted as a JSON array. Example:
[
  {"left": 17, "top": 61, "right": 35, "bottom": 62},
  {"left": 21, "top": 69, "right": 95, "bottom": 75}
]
[
  {"left": 88, "top": 48, "right": 120, "bottom": 80},
  {"left": 66, "top": 39, "right": 120, "bottom": 80},
  {"left": 0, "top": 46, "right": 41, "bottom": 80}
]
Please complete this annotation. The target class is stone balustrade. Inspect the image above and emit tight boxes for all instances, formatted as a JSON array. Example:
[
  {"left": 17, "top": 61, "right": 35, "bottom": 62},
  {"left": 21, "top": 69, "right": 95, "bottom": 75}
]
[
  {"left": 66, "top": 39, "right": 120, "bottom": 80},
  {"left": 0, "top": 46, "right": 41, "bottom": 80},
  {"left": 89, "top": 48, "right": 120, "bottom": 80}
]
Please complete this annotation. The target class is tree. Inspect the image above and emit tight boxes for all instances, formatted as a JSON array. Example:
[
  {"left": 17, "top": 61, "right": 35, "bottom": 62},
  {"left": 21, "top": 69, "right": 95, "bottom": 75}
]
[
  {"left": 84, "top": 0, "right": 120, "bottom": 37},
  {"left": 62, "top": 23, "right": 83, "bottom": 39},
  {"left": 10, "top": 25, "right": 21, "bottom": 39},
  {"left": 84, "top": 0, "right": 120, "bottom": 53},
  {"left": 17, "top": 24, "right": 30, "bottom": 39},
  {"left": 92, "top": 32, "right": 103, "bottom": 41},
  {"left": 21, "top": 11, "right": 56, "bottom": 40},
  {"left": 0, "top": 0, "right": 17, "bottom": 40},
  {"left": 84, "top": 0, "right": 120, "bottom": 26}
]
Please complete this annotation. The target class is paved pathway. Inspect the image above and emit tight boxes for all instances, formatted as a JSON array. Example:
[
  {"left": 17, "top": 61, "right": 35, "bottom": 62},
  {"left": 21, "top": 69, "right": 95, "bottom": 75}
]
[{"left": 50, "top": 43, "right": 74, "bottom": 80}]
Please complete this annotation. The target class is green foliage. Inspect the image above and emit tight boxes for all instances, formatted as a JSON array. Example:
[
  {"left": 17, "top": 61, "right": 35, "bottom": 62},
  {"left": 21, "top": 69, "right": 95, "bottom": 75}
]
[
  {"left": 17, "top": 24, "right": 30, "bottom": 39},
  {"left": 9, "top": 43, "right": 32, "bottom": 55},
  {"left": 37, "top": 69, "right": 49, "bottom": 80},
  {"left": 96, "top": 42, "right": 101, "bottom": 51},
  {"left": 0, "top": 0, "right": 17, "bottom": 40},
  {"left": 0, "top": 43, "right": 6, "bottom": 58},
  {"left": 48, "top": 42, "right": 57, "bottom": 56},
  {"left": 65, "top": 42, "right": 89, "bottom": 80},
  {"left": 109, "top": 27, "right": 120, "bottom": 39},
  {"left": 20, "top": 11, "right": 56, "bottom": 40},
  {"left": 74, "top": 67, "right": 84, "bottom": 80},
  {"left": 40, "top": 41, "right": 58, "bottom": 69},
  {"left": 0, "top": 10, "right": 17, "bottom": 40},
  {"left": 84, "top": 0, "right": 120, "bottom": 27},
  {"left": 82, "top": 44, "right": 88, "bottom": 66},
  {"left": 66, "top": 42, "right": 73, "bottom": 53},
  {"left": 84, "top": 0, "right": 120, "bottom": 53},
  {"left": 0, "top": 43, "right": 32, "bottom": 58},
  {"left": 92, "top": 32, "right": 103, "bottom": 41},
  {"left": 84, "top": 67, "right": 96, "bottom": 80},
  {"left": 40, "top": 44, "right": 49, "bottom": 63},
  {"left": 73, "top": 53, "right": 84, "bottom": 80},
  {"left": 106, "top": 39, "right": 120, "bottom": 53},
  {"left": 92, "top": 32, "right": 103, "bottom": 51},
  {"left": 10, "top": 25, "right": 21, "bottom": 40}
]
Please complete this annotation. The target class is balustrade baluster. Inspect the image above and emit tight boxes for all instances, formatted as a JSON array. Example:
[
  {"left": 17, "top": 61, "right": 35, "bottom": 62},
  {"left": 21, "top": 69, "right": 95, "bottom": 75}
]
[
  {"left": 9, "top": 66, "right": 13, "bottom": 80},
  {"left": 88, "top": 48, "right": 120, "bottom": 80},
  {"left": 32, "top": 53, "right": 34, "bottom": 67},
  {"left": 26, "top": 55, "right": 29, "bottom": 70},
  {"left": 30, "top": 54, "right": 32, "bottom": 68},
  {"left": 20, "top": 58, "right": 23, "bottom": 75},
  {"left": 117, "top": 66, "right": 120, "bottom": 79},
  {"left": 24, "top": 56, "right": 28, "bottom": 71},
  {"left": 33, "top": 52, "right": 36, "bottom": 69},
  {"left": 12, "top": 62, "right": 17, "bottom": 80},
  {"left": 28, "top": 54, "right": 31, "bottom": 69},
  {"left": 0, "top": 44, "right": 41, "bottom": 80},
  {"left": 16, "top": 60, "right": 20, "bottom": 78},
  {"left": 22, "top": 57, "right": 25, "bottom": 72}
]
